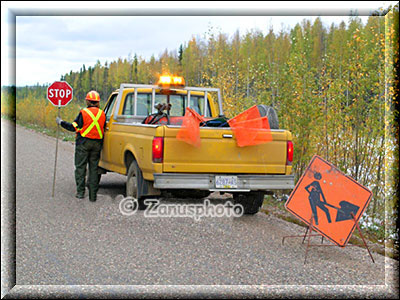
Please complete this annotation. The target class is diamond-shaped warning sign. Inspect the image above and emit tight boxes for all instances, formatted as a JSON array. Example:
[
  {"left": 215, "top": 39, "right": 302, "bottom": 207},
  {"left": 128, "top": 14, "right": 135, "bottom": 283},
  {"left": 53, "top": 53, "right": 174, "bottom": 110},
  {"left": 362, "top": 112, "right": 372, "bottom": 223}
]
[{"left": 285, "top": 155, "right": 372, "bottom": 247}]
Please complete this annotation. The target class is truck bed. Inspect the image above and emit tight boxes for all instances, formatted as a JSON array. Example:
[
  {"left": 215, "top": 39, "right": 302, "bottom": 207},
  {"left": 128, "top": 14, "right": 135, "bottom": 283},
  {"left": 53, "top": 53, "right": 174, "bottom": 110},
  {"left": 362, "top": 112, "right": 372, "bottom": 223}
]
[{"left": 163, "top": 126, "right": 292, "bottom": 175}]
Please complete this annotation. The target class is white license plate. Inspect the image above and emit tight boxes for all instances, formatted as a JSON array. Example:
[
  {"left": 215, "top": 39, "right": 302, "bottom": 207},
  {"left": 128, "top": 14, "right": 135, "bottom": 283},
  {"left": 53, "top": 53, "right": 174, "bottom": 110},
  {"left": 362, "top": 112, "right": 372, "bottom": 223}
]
[{"left": 215, "top": 176, "right": 238, "bottom": 189}]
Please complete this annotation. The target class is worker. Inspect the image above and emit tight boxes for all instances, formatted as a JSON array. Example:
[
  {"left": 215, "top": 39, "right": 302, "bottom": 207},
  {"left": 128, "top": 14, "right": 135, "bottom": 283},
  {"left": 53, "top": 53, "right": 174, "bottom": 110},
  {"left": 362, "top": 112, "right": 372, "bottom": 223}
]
[
  {"left": 56, "top": 90, "right": 106, "bottom": 202},
  {"left": 305, "top": 172, "right": 332, "bottom": 226}
]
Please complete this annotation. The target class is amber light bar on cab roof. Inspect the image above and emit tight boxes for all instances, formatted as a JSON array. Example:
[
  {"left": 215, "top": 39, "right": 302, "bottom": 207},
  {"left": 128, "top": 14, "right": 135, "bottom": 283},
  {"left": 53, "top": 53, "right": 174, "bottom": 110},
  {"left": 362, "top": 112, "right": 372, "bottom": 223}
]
[{"left": 157, "top": 75, "right": 185, "bottom": 88}]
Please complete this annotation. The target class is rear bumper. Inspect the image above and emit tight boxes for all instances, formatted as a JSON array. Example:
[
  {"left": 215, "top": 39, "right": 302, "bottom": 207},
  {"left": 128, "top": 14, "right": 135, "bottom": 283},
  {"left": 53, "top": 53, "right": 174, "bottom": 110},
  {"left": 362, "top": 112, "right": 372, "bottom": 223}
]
[{"left": 153, "top": 173, "right": 295, "bottom": 192}]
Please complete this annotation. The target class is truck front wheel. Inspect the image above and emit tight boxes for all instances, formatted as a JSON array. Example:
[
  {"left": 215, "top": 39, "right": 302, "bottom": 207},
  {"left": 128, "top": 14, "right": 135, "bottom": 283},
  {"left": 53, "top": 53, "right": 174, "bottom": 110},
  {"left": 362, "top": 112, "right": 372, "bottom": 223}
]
[
  {"left": 233, "top": 192, "right": 265, "bottom": 215},
  {"left": 126, "top": 160, "right": 147, "bottom": 210}
]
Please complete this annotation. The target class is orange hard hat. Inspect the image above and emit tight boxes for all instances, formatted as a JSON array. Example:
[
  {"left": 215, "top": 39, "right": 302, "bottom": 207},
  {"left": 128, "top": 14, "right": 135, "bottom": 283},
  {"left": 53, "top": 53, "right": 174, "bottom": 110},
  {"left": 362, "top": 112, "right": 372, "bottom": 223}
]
[{"left": 85, "top": 90, "right": 101, "bottom": 102}]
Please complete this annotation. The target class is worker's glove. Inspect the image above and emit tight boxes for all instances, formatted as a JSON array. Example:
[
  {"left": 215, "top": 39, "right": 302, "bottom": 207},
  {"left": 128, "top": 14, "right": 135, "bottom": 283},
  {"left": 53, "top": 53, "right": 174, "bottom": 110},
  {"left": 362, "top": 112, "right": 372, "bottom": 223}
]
[{"left": 56, "top": 117, "right": 63, "bottom": 125}]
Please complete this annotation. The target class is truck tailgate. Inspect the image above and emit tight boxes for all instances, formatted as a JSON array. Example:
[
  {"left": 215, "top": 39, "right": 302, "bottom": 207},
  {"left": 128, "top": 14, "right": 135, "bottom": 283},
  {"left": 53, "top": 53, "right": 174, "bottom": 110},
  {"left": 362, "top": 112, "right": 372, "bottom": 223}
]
[{"left": 163, "top": 127, "right": 289, "bottom": 174}]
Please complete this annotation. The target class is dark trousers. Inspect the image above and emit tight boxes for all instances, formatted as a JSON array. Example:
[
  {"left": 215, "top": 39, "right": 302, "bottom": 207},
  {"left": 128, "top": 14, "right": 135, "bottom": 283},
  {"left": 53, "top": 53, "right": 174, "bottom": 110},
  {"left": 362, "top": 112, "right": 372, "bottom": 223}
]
[{"left": 74, "top": 139, "right": 102, "bottom": 200}]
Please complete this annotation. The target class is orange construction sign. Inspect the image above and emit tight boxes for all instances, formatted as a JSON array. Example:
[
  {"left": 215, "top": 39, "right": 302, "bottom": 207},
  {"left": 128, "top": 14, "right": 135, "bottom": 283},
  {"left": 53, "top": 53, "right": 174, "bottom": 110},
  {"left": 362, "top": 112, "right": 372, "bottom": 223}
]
[{"left": 285, "top": 155, "right": 372, "bottom": 247}]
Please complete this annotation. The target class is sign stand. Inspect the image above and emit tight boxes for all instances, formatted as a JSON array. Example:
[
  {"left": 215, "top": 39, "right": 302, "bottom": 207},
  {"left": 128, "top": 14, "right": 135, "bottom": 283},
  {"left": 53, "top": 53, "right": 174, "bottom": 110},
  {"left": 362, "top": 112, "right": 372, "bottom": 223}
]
[
  {"left": 51, "top": 100, "right": 61, "bottom": 197},
  {"left": 282, "top": 213, "right": 375, "bottom": 264}
]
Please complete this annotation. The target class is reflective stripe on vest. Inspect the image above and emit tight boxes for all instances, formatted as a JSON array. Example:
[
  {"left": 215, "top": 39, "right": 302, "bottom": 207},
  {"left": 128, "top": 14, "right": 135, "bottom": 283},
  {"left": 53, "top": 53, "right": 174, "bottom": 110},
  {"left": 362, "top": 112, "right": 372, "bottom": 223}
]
[
  {"left": 80, "top": 108, "right": 105, "bottom": 139},
  {"left": 72, "top": 122, "right": 81, "bottom": 132}
]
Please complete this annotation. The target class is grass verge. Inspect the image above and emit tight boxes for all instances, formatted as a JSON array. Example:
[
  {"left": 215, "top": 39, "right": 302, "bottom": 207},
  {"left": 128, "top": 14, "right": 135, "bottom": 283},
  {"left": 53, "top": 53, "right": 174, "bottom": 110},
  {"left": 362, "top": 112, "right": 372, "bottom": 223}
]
[{"left": 14, "top": 118, "right": 76, "bottom": 142}]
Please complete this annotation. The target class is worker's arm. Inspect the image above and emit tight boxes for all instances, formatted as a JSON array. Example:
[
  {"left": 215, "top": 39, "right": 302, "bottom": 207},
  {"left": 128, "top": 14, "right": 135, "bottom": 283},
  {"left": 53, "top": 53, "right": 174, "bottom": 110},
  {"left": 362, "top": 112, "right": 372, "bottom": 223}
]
[
  {"left": 305, "top": 183, "right": 312, "bottom": 193},
  {"left": 315, "top": 182, "right": 327, "bottom": 203},
  {"left": 320, "top": 190, "right": 327, "bottom": 203},
  {"left": 59, "top": 112, "right": 83, "bottom": 133}
]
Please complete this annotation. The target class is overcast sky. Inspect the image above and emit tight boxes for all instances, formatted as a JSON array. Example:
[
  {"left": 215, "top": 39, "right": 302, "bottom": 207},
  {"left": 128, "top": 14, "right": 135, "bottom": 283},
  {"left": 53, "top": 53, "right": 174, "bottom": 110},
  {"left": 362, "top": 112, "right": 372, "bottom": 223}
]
[{"left": 1, "top": 1, "right": 397, "bottom": 87}]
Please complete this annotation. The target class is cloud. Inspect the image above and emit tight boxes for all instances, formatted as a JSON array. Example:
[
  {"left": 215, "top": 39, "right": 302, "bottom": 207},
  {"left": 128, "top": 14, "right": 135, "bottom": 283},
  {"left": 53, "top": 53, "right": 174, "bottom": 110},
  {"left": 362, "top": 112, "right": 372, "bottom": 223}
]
[
  {"left": 2, "top": 1, "right": 397, "bottom": 86},
  {"left": 14, "top": 16, "right": 212, "bottom": 84},
  {"left": 13, "top": 14, "right": 372, "bottom": 86}
]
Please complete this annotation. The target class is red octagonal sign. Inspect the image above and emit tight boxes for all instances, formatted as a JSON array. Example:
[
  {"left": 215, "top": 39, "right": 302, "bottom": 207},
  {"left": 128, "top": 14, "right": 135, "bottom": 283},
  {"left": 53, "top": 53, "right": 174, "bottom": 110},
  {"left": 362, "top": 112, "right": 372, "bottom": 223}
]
[{"left": 47, "top": 81, "right": 73, "bottom": 107}]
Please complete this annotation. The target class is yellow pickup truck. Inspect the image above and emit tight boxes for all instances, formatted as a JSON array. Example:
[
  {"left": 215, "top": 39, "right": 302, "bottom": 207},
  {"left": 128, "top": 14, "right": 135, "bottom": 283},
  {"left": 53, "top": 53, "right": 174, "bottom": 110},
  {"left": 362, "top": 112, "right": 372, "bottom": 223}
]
[{"left": 99, "top": 76, "right": 294, "bottom": 214}]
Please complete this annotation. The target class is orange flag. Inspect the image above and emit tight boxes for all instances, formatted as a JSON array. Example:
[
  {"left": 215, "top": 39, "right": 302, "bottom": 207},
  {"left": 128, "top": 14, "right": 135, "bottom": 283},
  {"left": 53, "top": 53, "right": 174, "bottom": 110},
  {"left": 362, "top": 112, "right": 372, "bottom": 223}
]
[
  {"left": 228, "top": 106, "right": 272, "bottom": 147},
  {"left": 228, "top": 105, "right": 261, "bottom": 127},
  {"left": 177, "top": 107, "right": 205, "bottom": 147}
]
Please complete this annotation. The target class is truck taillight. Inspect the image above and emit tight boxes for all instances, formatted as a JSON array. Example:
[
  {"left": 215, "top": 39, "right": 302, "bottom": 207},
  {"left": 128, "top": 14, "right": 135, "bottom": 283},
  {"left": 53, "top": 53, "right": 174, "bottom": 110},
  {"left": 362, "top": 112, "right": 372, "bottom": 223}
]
[
  {"left": 152, "top": 137, "right": 164, "bottom": 163},
  {"left": 287, "top": 141, "right": 293, "bottom": 165}
]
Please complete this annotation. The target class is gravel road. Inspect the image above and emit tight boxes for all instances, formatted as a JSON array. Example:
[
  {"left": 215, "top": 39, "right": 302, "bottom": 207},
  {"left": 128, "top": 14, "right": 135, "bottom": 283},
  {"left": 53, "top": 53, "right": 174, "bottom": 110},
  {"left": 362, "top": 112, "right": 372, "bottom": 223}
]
[{"left": 2, "top": 119, "right": 399, "bottom": 298}]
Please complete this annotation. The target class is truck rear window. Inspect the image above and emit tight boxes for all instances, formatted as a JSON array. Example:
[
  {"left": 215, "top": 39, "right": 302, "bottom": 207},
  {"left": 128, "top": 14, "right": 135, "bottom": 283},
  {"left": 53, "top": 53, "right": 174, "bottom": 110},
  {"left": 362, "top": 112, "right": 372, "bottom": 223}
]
[
  {"left": 170, "top": 94, "right": 210, "bottom": 117},
  {"left": 122, "top": 92, "right": 211, "bottom": 117},
  {"left": 123, "top": 93, "right": 167, "bottom": 116}
]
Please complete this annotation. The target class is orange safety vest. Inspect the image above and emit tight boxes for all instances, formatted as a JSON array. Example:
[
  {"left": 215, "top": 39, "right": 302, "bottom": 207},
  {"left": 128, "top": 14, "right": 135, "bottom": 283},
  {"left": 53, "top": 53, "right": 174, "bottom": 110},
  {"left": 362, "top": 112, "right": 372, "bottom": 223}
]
[{"left": 72, "top": 107, "right": 106, "bottom": 139}]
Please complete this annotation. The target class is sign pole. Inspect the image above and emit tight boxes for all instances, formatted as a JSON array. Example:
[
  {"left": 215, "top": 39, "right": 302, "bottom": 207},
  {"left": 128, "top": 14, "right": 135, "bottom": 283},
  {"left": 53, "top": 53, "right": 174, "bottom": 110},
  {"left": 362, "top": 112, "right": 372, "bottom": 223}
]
[
  {"left": 47, "top": 81, "right": 73, "bottom": 197},
  {"left": 52, "top": 100, "right": 61, "bottom": 197}
]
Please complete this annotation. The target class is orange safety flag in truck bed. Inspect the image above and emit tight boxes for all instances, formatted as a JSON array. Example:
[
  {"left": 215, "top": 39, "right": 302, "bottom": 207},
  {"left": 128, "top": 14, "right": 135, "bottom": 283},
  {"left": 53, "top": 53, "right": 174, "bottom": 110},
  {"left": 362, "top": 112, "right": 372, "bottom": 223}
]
[
  {"left": 228, "top": 105, "right": 261, "bottom": 125},
  {"left": 176, "top": 107, "right": 206, "bottom": 147},
  {"left": 228, "top": 105, "right": 272, "bottom": 147}
]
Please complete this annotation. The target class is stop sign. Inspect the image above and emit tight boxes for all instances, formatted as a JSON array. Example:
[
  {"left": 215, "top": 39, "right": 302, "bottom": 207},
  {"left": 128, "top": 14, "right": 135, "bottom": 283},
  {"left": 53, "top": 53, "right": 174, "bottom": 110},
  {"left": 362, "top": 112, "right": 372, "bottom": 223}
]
[{"left": 47, "top": 81, "right": 73, "bottom": 106}]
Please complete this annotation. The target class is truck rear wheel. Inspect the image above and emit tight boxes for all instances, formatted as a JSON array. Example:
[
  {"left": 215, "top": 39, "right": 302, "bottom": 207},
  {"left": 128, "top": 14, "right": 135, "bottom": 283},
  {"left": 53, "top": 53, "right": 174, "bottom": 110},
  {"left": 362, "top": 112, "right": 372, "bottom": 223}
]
[
  {"left": 126, "top": 160, "right": 147, "bottom": 210},
  {"left": 233, "top": 192, "right": 265, "bottom": 215}
]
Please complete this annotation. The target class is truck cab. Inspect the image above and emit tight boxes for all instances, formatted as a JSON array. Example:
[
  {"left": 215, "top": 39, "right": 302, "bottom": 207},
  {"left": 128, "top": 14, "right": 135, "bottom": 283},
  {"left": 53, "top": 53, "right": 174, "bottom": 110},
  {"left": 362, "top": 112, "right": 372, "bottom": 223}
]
[{"left": 99, "top": 76, "right": 294, "bottom": 214}]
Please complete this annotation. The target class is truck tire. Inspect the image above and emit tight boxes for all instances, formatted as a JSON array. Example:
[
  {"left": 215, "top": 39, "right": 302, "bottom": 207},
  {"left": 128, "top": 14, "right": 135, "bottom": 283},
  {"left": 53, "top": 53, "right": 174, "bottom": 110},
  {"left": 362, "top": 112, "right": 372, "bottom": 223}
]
[
  {"left": 257, "top": 105, "right": 279, "bottom": 129},
  {"left": 233, "top": 192, "right": 265, "bottom": 215},
  {"left": 126, "top": 160, "right": 147, "bottom": 210}
]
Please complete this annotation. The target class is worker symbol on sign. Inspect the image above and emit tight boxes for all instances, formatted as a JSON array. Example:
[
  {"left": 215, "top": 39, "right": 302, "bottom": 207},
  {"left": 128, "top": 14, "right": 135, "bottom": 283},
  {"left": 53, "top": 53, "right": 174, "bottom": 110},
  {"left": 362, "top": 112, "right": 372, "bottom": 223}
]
[
  {"left": 305, "top": 171, "right": 360, "bottom": 225},
  {"left": 305, "top": 172, "right": 331, "bottom": 225}
]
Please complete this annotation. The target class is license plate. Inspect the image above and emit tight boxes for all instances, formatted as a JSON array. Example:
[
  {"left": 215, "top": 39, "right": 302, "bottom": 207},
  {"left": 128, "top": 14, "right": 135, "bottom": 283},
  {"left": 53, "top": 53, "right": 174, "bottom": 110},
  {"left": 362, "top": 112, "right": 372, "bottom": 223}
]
[{"left": 215, "top": 176, "right": 238, "bottom": 189}]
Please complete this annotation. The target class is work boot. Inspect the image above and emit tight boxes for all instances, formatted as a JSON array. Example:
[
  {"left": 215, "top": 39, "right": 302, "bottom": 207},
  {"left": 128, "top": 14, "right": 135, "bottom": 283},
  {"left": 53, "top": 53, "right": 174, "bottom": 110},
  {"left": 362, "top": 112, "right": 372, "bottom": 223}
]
[
  {"left": 75, "top": 193, "right": 85, "bottom": 199},
  {"left": 89, "top": 190, "right": 97, "bottom": 202}
]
